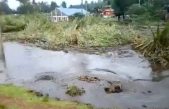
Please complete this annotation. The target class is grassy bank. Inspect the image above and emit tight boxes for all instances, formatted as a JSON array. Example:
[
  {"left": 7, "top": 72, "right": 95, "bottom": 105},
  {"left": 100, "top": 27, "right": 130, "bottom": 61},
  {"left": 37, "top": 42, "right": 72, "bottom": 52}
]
[
  {"left": 1, "top": 14, "right": 135, "bottom": 50},
  {"left": 133, "top": 23, "right": 169, "bottom": 70},
  {"left": 0, "top": 84, "right": 92, "bottom": 109},
  {"left": 1, "top": 14, "right": 169, "bottom": 70}
]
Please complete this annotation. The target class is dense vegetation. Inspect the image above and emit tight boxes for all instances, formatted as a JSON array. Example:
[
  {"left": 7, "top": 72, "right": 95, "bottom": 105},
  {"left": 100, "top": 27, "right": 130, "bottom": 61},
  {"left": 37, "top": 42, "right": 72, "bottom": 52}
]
[
  {"left": 133, "top": 23, "right": 169, "bottom": 70},
  {"left": 1, "top": 15, "right": 134, "bottom": 49}
]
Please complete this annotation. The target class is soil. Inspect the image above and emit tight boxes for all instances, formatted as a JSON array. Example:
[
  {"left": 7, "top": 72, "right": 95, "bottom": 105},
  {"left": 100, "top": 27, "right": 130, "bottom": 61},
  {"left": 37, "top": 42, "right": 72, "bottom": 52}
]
[{"left": 0, "top": 95, "right": 76, "bottom": 109}]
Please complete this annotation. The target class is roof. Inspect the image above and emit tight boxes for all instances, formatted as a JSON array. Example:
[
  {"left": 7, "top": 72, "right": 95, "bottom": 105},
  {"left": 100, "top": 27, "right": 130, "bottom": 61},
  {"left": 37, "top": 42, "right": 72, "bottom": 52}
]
[
  {"left": 56, "top": 8, "right": 88, "bottom": 16},
  {"left": 69, "top": 5, "right": 84, "bottom": 9}
]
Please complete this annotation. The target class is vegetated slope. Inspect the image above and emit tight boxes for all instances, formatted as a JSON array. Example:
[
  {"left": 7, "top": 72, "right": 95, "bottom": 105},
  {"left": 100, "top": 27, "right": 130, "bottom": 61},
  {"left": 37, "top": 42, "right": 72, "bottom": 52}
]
[
  {"left": 1, "top": 14, "right": 135, "bottom": 49},
  {"left": 0, "top": 85, "right": 92, "bottom": 109}
]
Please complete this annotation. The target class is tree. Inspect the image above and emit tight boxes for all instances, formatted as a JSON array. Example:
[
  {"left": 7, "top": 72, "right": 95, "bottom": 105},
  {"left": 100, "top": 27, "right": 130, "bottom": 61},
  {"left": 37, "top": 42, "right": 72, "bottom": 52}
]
[
  {"left": 127, "top": 4, "right": 146, "bottom": 15},
  {"left": 32, "top": 0, "right": 36, "bottom": 5},
  {"left": 103, "top": 0, "right": 111, "bottom": 5},
  {"left": 61, "top": 1, "right": 67, "bottom": 8},
  {"left": 17, "top": 0, "right": 41, "bottom": 14},
  {"left": 0, "top": 0, "right": 12, "bottom": 14},
  {"left": 17, "top": 3, "right": 35, "bottom": 14},
  {"left": 50, "top": 1, "right": 58, "bottom": 10},
  {"left": 113, "top": 0, "right": 137, "bottom": 19},
  {"left": 17, "top": 0, "right": 29, "bottom": 4},
  {"left": 38, "top": 2, "right": 51, "bottom": 13},
  {"left": 84, "top": 0, "right": 88, "bottom": 10}
]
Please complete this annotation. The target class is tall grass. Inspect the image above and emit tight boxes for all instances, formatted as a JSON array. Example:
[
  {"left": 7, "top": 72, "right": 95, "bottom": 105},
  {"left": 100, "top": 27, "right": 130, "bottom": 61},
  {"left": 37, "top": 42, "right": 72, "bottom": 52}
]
[
  {"left": 133, "top": 23, "right": 169, "bottom": 70},
  {"left": 0, "top": 15, "right": 26, "bottom": 32},
  {"left": 2, "top": 14, "right": 135, "bottom": 49}
]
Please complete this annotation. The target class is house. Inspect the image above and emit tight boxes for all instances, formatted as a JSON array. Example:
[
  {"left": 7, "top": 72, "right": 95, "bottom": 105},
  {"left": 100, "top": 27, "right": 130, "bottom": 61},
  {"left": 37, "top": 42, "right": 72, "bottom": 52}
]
[
  {"left": 101, "top": 5, "right": 115, "bottom": 18},
  {"left": 69, "top": 4, "right": 85, "bottom": 9},
  {"left": 50, "top": 7, "right": 88, "bottom": 22}
]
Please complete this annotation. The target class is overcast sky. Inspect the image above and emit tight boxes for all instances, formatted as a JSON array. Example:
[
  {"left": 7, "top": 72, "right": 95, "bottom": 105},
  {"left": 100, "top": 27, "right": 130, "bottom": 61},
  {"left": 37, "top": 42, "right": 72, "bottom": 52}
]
[{"left": 7, "top": 0, "right": 98, "bottom": 10}]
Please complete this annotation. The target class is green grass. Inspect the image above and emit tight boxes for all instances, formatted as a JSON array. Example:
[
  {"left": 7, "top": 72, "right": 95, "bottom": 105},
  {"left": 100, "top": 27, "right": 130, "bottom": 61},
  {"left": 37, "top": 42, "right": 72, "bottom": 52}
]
[
  {"left": 0, "top": 15, "right": 26, "bottom": 32},
  {"left": 66, "top": 85, "right": 85, "bottom": 97},
  {"left": 1, "top": 14, "right": 135, "bottom": 49},
  {"left": 0, "top": 84, "right": 93, "bottom": 109}
]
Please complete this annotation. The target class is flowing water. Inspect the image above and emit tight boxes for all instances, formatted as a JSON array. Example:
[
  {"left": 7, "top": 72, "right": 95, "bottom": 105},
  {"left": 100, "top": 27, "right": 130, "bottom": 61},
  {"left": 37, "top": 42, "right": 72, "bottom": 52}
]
[{"left": 1, "top": 42, "right": 169, "bottom": 109}]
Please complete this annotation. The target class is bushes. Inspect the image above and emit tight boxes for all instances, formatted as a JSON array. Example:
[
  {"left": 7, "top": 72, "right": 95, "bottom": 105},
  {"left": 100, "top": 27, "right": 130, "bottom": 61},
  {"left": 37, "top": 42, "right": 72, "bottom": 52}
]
[
  {"left": 69, "top": 13, "right": 85, "bottom": 20},
  {"left": 0, "top": 15, "right": 26, "bottom": 32},
  {"left": 127, "top": 4, "right": 147, "bottom": 15},
  {"left": 133, "top": 23, "right": 169, "bottom": 69},
  {"left": 3, "top": 15, "right": 134, "bottom": 48}
]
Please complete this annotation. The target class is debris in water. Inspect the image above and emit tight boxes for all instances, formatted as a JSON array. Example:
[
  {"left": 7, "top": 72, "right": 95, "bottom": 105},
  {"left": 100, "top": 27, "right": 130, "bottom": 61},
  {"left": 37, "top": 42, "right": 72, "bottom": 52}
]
[
  {"left": 27, "top": 90, "right": 44, "bottom": 97},
  {"left": 104, "top": 81, "right": 122, "bottom": 93},
  {"left": 142, "top": 105, "right": 147, "bottom": 108},
  {"left": 66, "top": 85, "right": 85, "bottom": 97},
  {"left": 147, "top": 90, "right": 152, "bottom": 93},
  {"left": 63, "top": 50, "right": 68, "bottom": 53},
  {"left": 78, "top": 75, "right": 100, "bottom": 83},
  {"left": 35, "top": 74, "right": 55, "bottom": 82}
]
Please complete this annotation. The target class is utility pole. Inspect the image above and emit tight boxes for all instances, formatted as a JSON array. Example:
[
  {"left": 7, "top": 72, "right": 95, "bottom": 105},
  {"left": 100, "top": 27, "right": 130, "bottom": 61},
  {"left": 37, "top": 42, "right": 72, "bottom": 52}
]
[
  {"left": 85, "top": 0, "right": 88, "bottom": 11},
  {"left": 81, "top": 0, "right": 84, "bottom": 14},
  {"left": 0, "top": 26, "right": 2, "bottom": 60},
  {"left": 0, "top": 26, "right": 5, "bottom": 69},
  {"left": 139, "top": 0, "right": 141, "bottom": 6}
]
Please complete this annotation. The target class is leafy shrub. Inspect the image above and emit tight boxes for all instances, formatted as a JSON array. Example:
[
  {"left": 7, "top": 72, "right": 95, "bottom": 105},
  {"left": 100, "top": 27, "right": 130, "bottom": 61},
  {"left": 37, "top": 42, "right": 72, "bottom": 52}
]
[
  {"left": 70, "top": 13, "right": 85, "bottom": 20},
  {"left": 127, "top": 4, "right": 147, "bottom": 15},
  {"left": 0, "top": 104, "right": 6, "bottom": 109},
  {"left": 66, "top": 85, "right": 85, "bottom": 97},
  {"left": 0, "top": 15, "right": 26, "bottom": 32},
  {"left": 3, "top": 15, "right": 134, "bottom": 48},
  {"left": 133, "top": 23, "right": 169, "bottom": 69}
]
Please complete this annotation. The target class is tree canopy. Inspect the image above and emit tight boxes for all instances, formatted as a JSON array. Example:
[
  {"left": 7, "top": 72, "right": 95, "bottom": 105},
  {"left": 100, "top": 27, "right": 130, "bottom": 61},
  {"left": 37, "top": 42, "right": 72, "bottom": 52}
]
[
  {"left": 61, "top": 1, "right": 67, "bottom": 8},
  {"left": 0, "top": 0, "right": 12, "bottom": 14},
  {"left": 16, "top": 0, "right": 29, "bottom": 4},
  {"left": 50, "top": 1, "right": 58, "bottom": 10}
]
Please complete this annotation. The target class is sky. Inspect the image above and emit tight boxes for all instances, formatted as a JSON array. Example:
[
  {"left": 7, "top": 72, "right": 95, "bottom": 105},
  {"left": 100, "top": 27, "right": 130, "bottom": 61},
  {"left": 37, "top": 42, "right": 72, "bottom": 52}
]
[{"left": 7, "top": 0, "right": 98, "bottom": 10}]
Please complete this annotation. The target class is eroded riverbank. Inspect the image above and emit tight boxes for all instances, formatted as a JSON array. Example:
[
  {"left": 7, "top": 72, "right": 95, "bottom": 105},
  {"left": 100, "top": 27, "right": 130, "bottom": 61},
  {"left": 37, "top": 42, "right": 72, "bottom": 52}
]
[{"left": 1, "top": 42, "right": 169, "bottom": 109}]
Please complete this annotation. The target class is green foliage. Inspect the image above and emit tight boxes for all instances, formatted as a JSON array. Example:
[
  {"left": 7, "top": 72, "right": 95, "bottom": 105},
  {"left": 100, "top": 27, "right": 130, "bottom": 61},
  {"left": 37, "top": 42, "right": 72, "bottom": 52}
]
[
  {"left": 66, "top": 85, "right": 85, "bottom": 97},
  {"left": 0, "top": 15, "right": 26, "bottom": 32},
  {"left": 50, "top": 1, "right": 58, "bottom": 11},
  {"left": 3, "top": 15, "right": 134, "bottom": 49},
  {"left": 61, "top": 1, "right": 67, "bottom": 8},
  {"left": 17, "top": 3, "right": 39, "bottom": 14},
  {"left": 38, "top": 2, "right": 51, "bottom": 13},
  {"left": 0, "top": 104, "right": 7, "bottom": 109},
  {"left": 133, "top": 23, "right": 169, "bottom": 69},
  {"left": 0, "top": 84, "right": 93, "bottom": 109},
  {"left": 70, "top": 13, "right": 85, "bottom": 20},
  {"left": 113, "top": 0, "right": 138, "bottom": 13},
  {"left": 127, "top": 4, "right": 147, "bottom": 15},
  {"left": 0, "top": 1, "right": 12, "bottom": 14},
  {"left": 16, "top": 0, "right": 29, "bottom": 4},
  {"left": 42, "top": 95, "right": 49, "bottom": 102}
]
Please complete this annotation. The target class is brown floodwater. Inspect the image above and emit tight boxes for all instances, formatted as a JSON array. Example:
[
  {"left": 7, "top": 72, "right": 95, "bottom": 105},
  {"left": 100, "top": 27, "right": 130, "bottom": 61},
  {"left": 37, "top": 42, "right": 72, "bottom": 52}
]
[{"left": 1, "top": 42, "right": 169, "bottom": 109}]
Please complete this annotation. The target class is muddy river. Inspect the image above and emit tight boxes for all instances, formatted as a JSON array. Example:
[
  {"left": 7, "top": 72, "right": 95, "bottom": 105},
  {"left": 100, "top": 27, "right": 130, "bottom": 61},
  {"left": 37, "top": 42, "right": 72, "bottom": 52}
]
[{"left": 1, "top": 42, "right": 169, "bottom": 109}]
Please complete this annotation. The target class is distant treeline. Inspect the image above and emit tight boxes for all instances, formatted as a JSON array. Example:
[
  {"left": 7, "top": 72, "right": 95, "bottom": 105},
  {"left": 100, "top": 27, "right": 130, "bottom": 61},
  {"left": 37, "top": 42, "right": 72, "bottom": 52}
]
[{"left": 1, "top": 0, "right": 169, "bottom": 20}]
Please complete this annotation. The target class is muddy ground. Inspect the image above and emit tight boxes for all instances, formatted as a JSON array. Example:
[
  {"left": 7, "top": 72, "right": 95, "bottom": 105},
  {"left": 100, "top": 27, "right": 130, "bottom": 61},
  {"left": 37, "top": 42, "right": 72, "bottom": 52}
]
[{"left": 1, "top": 42, "right": 169, "bottom": 109}]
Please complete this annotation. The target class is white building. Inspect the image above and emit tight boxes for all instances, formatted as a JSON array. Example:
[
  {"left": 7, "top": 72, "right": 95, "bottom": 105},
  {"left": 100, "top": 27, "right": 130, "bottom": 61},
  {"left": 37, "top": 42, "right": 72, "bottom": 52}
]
[{"left": 50, "top": 7, "right": 88, "bottom": 22}]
